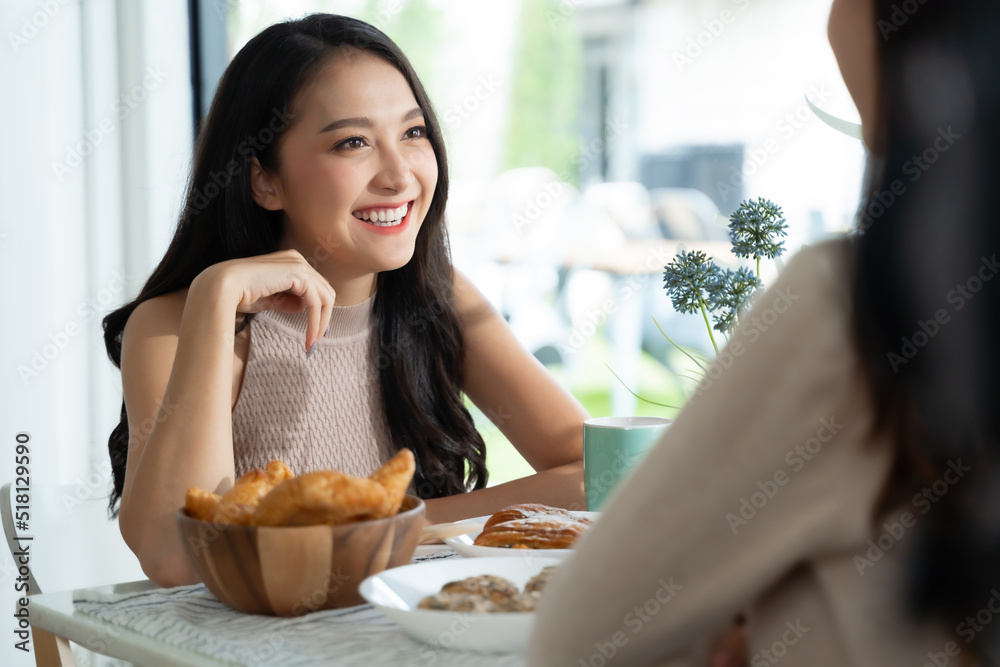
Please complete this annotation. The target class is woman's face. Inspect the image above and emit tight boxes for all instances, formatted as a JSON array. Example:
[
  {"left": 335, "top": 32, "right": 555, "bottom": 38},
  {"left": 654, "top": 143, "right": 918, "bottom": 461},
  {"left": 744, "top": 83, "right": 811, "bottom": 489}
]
[
  {"left": 257, "top": 50, "right": 438, "bottom": 281},
  {"left": 828, "top": 0, "right": 880, "bottom": 149}
]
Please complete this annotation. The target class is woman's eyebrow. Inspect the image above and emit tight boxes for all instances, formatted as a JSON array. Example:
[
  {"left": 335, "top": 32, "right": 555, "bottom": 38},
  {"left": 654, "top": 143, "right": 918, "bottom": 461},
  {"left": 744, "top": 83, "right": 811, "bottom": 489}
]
[{"left": 318, "top": 107, "right": 425, "bottom": 134}]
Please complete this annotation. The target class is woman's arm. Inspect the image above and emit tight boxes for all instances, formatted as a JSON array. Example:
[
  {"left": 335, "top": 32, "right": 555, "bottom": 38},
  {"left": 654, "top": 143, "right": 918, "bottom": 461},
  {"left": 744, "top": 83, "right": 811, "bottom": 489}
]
[
  {"left": 423, "top": 271, "right": 589, "bottom": 523},
  {"left": 118, "top": 250, "right": 335, "bottom": 587}
]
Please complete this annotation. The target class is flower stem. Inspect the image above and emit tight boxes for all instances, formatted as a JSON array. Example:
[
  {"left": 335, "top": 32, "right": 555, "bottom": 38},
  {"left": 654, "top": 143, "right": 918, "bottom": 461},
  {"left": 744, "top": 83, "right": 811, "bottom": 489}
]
[
  {"left": 604, "top": 364, "right": 683, "bottom": 410},
  {"left": 699, "top": 299, "right": 719, "bottom": 355},
  {"left": 653, "top": 317, "right": 709, "bottom": 373},
  {"left": 756, "top": 256, "right": 761, "bottom": 279}
]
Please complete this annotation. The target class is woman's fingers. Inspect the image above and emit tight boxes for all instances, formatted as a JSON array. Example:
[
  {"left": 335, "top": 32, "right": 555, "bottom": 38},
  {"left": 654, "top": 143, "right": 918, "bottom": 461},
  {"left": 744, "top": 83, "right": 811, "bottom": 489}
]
[
  {"left": 302, "top": 283, "right": 323, "bottom": 355},
  {"left": 218, "top": 250, "right": 338, "bottom": 354},
  {"left": 709, "top": 620, "right": 747, "bottom": 667},
  {"left": 316, "top": 289, "right": 335, "bottom": 353},
  {"left": 290, "top": 256, "right": 336, "bottom": 355}
]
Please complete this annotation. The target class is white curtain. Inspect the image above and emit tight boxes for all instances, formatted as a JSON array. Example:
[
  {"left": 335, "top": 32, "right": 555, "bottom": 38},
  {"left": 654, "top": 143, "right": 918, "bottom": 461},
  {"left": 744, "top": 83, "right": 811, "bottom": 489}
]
[{"left": 0, "top": 1, "right": 192, "bottom": 660}]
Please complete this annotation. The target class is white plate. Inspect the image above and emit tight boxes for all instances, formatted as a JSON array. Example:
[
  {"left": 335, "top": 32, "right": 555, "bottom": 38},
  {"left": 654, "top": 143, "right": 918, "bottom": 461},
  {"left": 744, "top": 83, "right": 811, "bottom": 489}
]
[
  {"left": 359, "top": 556, "right": 562, "bottom": 653},
  {"left": 442, "top": 511, "right": 599, "bottom": 559}
]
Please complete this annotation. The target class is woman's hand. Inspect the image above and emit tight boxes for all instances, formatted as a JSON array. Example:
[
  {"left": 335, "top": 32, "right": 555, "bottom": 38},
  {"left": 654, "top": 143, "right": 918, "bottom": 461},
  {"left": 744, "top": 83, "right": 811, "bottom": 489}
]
[
  {"left": 195, "top": 249, "right": 337, "bottom": 353},
  {"left": 708, "top": 616, "right": 747, "bottom": 667}
]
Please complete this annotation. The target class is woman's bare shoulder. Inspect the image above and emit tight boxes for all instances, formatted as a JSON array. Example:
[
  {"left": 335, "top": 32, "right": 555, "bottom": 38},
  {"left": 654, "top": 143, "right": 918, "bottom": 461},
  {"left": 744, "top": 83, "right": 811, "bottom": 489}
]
[
  {"left": 452, "top": 269, "right": 495, "bottom": 323},
  {"left": 124, "top": 289, "right": 191, "bottom": 342}
]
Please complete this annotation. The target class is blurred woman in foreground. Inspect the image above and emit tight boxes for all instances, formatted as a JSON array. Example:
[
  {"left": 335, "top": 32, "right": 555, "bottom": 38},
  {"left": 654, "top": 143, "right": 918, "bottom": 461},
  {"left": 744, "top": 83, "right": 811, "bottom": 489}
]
[{"left": 529, "top": 0, "right": 1000, "bottom": 664}]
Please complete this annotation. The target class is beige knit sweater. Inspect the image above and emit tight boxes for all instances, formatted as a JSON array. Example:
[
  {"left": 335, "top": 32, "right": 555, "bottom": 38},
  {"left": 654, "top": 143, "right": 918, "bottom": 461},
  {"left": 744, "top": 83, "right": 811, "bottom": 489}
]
[
  {"left": 231, "top": 296, "right": 392, "bottom": 479},
  {"left": 528, "top": 240, "right": 962, "bottom": 666}
]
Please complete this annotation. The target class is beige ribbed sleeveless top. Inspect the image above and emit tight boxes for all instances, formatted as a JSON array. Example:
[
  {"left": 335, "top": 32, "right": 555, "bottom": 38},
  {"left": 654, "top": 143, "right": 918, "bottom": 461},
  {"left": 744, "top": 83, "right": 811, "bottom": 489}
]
[{"left": 231, "top": 296, "right": 392, "bottom": 479}]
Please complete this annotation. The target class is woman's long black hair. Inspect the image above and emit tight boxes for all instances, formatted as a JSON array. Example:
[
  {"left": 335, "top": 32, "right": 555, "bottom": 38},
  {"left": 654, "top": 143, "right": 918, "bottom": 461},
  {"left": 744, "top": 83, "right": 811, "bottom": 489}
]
[
  {"left": 102, "top": 14, "right": 488, "bottom": 516},
  {"left": 852, "top": 0, "right": 1000, "bottom": 654}
]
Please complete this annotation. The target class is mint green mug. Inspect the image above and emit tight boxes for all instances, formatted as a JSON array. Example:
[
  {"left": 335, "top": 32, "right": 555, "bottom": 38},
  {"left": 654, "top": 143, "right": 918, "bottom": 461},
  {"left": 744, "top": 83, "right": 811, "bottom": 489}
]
[{"left": 584, "top": 417, "right": 671, "bottom": 511}]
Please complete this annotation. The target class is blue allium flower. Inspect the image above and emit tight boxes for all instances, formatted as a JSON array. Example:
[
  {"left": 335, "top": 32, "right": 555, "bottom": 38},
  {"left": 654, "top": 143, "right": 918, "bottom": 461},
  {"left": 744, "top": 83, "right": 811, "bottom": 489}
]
[
  {"left": 708, "top": 267, "right": 762, "bottom": 333},
  {"left": 728, "top": 198, "right": 788, "bottom": 267},
  {"left": 663, "top": 250, "right": 722, "bottom": 315}
]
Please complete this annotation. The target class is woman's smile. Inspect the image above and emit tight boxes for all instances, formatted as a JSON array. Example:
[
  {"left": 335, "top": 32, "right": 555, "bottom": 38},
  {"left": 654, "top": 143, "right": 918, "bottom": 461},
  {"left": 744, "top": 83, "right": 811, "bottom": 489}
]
[{"left": 351, "top": 199, "right": 414, "bottom": 234}]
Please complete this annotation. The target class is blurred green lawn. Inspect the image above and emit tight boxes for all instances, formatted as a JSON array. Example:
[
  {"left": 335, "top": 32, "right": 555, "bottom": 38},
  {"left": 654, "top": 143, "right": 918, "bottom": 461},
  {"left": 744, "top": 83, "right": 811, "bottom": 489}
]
[{"left": 471, "top": 334, "right": 697, "bottom": 486}]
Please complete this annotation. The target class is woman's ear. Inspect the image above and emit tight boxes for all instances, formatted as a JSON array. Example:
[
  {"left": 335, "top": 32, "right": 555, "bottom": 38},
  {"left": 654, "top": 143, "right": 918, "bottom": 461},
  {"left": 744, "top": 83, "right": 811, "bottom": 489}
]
[{"left": 249, "top": 157, "right": 284, "bottom": 211}]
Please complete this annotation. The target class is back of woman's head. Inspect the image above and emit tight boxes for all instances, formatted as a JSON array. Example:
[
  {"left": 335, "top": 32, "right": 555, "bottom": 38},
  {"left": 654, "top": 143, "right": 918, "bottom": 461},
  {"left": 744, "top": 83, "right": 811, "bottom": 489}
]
[
  {"left": 853, "top": 0, "right": 1000, "bottom": 651},
  {"left": 102, "top": 14, "right": 483, "bottom": 516}
]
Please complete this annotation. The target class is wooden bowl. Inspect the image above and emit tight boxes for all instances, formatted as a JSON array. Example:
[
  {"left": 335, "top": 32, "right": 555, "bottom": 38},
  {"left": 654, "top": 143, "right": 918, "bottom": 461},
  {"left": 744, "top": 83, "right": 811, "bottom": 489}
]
[{"left": 176, "top": 495, "right": 425, "bottom": 616}]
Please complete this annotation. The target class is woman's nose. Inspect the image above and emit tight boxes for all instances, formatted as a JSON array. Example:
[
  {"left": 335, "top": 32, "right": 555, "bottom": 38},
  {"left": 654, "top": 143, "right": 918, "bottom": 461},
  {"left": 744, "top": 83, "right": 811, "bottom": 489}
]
[{"left": 371, "top": 145, "right": 415, "bottom": 192}]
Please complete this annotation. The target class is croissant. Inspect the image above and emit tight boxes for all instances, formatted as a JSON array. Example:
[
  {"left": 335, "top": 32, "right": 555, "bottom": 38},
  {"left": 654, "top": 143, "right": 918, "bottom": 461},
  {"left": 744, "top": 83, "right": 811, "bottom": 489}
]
[
  {"left": 368, "top": 448, "right": 415, "bottom": 519},
  {"left": 183, "top": 450, "right": 416, "bottom": 527},
  {"left": 474, "top": 503, "right": 592, "bottom": 549},
  {"left": 253, "top": 471, "right": 389, "bottom": 526},
  {"left": 474, "top": 516, "right": 589, "bottom": 549},
  {"left": 482, "top": 503, "right": 582, "bottom": 530},
  {"left": 212, "top": 469, "right": 277, "bottom": 525},
  {"left": 184, "top": 487, "right": 222, "bottom": 522}
]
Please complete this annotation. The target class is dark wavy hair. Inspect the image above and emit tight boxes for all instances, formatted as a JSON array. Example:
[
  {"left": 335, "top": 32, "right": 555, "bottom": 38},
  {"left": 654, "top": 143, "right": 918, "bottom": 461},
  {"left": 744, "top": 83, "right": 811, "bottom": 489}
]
[
  {"left": 852, "top": 0, "right": 1000, "bottom": 654},
  {"left": 102, "top": 14, "right": 488, "bottom": 516}
]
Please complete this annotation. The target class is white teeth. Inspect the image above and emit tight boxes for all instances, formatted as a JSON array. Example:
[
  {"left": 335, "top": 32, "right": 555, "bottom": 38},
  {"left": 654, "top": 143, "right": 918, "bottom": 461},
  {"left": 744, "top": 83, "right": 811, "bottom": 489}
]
[{"left": 352, "top": 203, "right": 409, "bottom": 226}]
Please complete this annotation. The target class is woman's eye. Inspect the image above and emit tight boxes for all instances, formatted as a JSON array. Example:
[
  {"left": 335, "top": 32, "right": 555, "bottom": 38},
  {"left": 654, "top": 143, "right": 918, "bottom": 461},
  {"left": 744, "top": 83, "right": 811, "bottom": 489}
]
[
  {"left": 335, "top": 136, "right": 368, "bottom": 151},
  {"left": 404, "top": 125, "right": 428, "bottom": 140}
]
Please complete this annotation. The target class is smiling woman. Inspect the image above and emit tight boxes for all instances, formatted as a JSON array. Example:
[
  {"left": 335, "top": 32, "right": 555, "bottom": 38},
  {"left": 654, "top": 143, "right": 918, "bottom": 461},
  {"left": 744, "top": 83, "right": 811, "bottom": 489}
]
[
  {"left": 250, "top": 53, "right": 438, "bottom": 289},
  {"left": 100, "top": 14, "right": 588, "bottom": 588}
]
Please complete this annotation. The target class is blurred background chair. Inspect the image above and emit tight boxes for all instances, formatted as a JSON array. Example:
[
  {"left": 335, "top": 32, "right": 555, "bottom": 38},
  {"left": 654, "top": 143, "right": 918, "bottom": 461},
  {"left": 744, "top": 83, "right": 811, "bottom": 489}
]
[{"left": 650, "top": 187, "right": 729, "bottom": 242}]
